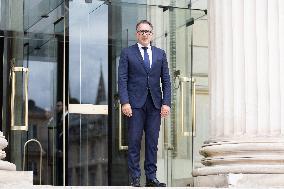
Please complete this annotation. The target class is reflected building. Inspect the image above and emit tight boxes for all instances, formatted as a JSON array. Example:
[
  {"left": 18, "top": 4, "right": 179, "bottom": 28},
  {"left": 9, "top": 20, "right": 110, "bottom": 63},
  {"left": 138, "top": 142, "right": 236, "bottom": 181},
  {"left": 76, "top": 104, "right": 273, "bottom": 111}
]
[
  {"left": 25, "top": 65, "right": 108, "bottom": 185},
  {"left": 27, "top": 100, "right": 51, "bottom": 185},
  {"left": 68, "top": 65, "right": 108, "bottom": 186}
]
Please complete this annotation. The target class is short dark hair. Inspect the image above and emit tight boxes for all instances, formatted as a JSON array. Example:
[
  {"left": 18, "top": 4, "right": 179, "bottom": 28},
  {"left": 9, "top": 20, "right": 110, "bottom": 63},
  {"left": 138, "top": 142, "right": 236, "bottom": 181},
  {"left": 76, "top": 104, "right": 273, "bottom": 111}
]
[{"left": 136, "top": 20, "right": 153, "bottom": 31}]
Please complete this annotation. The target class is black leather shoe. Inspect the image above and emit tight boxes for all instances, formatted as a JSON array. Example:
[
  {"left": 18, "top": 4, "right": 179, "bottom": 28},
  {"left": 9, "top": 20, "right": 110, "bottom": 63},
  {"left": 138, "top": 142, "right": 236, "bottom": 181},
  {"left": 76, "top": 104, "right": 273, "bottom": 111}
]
[
  {"left": 145, "top": 178, "right": 166, "bottom": 187},
  {"left": 130, "top": 177, "right": 140, "bottom": 187}
]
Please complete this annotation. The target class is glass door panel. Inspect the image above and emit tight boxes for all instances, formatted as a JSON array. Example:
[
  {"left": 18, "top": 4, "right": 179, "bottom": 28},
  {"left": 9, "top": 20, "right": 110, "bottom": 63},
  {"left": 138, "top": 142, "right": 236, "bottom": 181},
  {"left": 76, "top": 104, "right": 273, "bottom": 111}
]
[
  {"left": 162, "top": 5, "right": 194, "bottom": 187},
  {"left": 67, "top": 0, "right": 109, "bottom": 186},
  {"left": 109, "top": 1, "right": 173, "bottom": 186},
  {"left": 6, "top": 33, "right": 62, "bottom": 185},
  {"left": 1, "top": 0, "right": 66, "bottom": 185},
  {"left": 108, "top": 1, "right": 148, "bottom": 186},
  {"left": 190, "top": 0, "right": 209, "bottom": 180},
  {"left": 26, "top": 37, "right": 59, "bottom": 185},
  {"left": 108, "top": 1, "right": 195, "bottom": 187},
  {"left": 148, "top": 1, "right": 208, "bottom": 186}
]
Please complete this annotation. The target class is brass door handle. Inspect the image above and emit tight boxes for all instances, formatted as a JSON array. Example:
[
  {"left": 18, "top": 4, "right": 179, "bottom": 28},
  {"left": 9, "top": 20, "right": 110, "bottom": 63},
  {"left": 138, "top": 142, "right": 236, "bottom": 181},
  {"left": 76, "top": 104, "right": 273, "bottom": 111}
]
[
  {"left": 191, "top": 78, "right": 196, "bottom": 137},
  {"left": 119, "top": 104, "right": 128, "bottom": 150},
  {"left": 179, "top": 76, "right": 196, "bottom": 137},
  {"left": 23, "top": 139, "right": 43, "bottom": 185},
  {"left": 11, "top": 66, "right": 29, "bottom": 131}
]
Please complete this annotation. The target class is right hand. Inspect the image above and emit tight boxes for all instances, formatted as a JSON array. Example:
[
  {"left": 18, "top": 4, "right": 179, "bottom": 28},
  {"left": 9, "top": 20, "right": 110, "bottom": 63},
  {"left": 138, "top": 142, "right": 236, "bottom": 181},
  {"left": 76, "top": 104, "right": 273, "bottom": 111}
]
[{"left": 122, "top": 103, "right": 132, "bottom": 117}]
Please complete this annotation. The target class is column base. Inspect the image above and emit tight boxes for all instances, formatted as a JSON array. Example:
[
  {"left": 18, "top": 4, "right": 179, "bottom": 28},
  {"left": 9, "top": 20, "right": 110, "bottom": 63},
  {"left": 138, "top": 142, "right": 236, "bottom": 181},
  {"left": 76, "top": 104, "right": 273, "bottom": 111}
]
[
  {"left": 194, "top": 173, "right": 284, "bottom": 187},
  {"left": 193, "top": 164, "right": 284, "bottom": 176}
]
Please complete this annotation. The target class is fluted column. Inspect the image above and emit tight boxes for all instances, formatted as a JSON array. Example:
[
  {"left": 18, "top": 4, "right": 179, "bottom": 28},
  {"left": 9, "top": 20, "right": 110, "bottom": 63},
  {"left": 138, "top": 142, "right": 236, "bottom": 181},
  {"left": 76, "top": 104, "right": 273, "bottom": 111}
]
[{"left": 194, "top": 0, "right": 284, "bottom": 176}]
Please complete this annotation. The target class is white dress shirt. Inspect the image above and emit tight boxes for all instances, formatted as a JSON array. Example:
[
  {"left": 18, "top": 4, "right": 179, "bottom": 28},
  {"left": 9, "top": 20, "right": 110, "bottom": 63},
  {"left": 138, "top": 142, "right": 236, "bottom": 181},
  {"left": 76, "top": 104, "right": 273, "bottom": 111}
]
[{"left": 137, "top": 43, "right": 152, "bottom": 68}]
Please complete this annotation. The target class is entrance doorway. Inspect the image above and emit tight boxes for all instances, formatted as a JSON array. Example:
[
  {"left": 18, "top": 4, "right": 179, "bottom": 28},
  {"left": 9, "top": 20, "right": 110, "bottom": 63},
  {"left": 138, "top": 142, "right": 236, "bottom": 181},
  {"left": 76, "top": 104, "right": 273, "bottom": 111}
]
[{"left": 0, "top": 0, "right": 208, "bottom": 186}]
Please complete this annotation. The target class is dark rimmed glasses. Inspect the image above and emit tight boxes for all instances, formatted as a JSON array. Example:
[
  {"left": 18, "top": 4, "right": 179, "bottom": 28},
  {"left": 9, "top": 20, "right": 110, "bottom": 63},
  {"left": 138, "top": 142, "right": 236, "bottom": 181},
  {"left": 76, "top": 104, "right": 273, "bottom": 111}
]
[{"left": 137, "top": 30, "right": 153, "bottom": 35}]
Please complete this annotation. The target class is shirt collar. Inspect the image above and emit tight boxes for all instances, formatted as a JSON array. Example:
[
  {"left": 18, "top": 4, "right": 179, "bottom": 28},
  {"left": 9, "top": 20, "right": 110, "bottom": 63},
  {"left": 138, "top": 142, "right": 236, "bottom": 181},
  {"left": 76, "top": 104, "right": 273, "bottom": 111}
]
[{"left": 137, "top": 43, "right": 151, "bottom": 50}]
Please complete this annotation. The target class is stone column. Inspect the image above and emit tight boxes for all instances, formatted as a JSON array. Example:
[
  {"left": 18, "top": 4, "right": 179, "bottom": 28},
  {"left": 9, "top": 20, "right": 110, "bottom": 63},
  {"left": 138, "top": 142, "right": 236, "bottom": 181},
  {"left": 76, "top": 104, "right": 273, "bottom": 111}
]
[{"left": 193, "top": 0, "right": 284, "bottom": 187}]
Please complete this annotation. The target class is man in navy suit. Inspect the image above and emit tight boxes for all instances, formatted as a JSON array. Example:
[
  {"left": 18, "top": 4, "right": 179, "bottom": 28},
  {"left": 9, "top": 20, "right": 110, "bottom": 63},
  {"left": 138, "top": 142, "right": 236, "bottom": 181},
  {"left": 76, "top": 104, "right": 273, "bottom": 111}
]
[{"left": 118, "top": 20, "right": 171, "bottom": 187}]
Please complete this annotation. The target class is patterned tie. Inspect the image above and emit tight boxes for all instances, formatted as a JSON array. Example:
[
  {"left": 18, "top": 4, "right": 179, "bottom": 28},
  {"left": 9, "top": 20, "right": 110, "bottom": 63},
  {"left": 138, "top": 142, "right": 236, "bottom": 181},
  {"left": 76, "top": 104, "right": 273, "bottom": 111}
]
[{"left": 142, "top": 47, "right": 150, "bottom": 70}]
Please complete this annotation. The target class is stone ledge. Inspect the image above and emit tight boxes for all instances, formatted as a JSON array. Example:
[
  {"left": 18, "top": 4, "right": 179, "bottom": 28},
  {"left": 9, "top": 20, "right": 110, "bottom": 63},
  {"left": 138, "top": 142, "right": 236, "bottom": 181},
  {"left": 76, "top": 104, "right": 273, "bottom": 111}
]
[
  {"left": 194, "top": 173, "right": 284, "bottom": 188},
  {"left": 0, "top": 160, "right": 16, "bottom": 170},
  {"left": 193, "top": 165, "right": 284, "bottom": 176},
  {"left": 0, "top": 187, "right": 222, "bottom": 189},
  {"left": 0, "top": 170, "right": 33, "bottom": 186}
]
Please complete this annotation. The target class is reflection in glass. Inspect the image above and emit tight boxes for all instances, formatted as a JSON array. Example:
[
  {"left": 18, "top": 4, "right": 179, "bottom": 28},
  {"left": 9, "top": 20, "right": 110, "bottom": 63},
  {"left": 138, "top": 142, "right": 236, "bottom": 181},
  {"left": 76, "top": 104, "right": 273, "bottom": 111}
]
[
  {"left": 24, "top": 0, "right": 64, "bottom": 31},
  {"left": 24, "top": 38, "right": 61, "bottom": 185},
  {"left": 68, "top": 114, "right": 108, "bottom": 185},
  {"left": 69, "top": 0, "right": 108, "bottom": 104},
  {"left": 2, "top": 0, "right": 65, "bottom": 183}
]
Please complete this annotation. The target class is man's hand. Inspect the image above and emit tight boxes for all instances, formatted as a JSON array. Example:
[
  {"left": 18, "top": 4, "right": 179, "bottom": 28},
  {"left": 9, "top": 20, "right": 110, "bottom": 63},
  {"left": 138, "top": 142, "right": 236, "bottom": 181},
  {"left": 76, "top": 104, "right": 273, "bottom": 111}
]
[
  {"left": 122, "top": 103, "right": 133, "bottom": 117},
  {"left": 161, "top": 105, "right": 170, "bottom": 118}
]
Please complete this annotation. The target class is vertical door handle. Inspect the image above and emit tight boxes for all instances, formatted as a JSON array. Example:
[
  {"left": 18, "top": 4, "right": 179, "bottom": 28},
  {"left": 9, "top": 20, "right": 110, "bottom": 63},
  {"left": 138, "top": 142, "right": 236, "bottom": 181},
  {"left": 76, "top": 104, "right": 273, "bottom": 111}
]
[
  {"left": 179, "top": 76, "right": 196, "bottom": 137},
  {"left": 11, "top": 65, "right": 29, "bottom": 131},
  {"left": 191, "top": 77, "right": 196, "bottom": 137},
  {"left": 180, "top": 76, "right": 190, "bottom": 136},
  {"left": 23, "top": 139, "right": 43, "bottom": 185},
  {"left": 119, "top": 104, "right": 128, "bottom": 150}
]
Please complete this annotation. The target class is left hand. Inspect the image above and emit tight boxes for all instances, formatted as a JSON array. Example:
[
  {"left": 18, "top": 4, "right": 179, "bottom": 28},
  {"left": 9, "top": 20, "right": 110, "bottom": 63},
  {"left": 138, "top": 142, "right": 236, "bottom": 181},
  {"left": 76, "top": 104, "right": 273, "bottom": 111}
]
[{"left": 161, "top": 105, "right": 170, "bottom": 118}]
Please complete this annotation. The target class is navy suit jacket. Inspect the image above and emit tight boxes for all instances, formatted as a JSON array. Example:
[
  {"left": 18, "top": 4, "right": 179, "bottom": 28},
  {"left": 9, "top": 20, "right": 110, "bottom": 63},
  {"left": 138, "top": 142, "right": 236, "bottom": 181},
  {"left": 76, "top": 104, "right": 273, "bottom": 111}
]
[{"left": 118, "top": 44, "right": 171, "bottom": 109}]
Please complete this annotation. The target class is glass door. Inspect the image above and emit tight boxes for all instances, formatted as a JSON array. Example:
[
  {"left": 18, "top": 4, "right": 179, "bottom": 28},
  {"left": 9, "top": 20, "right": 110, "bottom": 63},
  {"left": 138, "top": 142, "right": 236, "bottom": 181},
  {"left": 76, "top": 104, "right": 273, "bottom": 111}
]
[
  {"left": 7, "top": 33, "right": 63, "bottom": 185},
  {"left": 189, "top": 0, "right": 209, "bottom": 186},
  {"left": 108, "top": 0, "right": 196, "bottom": 187},
  {"left": 162, "top": 0, "right": 209, "bottom": 187},
  {"left": 66, "top": 0, "right": 109, "bottom": 185},
  {"left": 1, "top": 0, "right": 65, "bottom": 185},
  {"left": 150, "top": 0, "right": 208, "bottom": 187},
  {"left": 159, "top": 3, "right": 194, "bottom": 186}
]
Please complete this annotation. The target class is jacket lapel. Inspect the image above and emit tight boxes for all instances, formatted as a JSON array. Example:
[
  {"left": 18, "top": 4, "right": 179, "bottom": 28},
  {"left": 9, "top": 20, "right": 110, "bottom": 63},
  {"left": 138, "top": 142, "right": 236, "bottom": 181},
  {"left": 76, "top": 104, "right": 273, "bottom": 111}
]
[{"left": 150, "top": 46, "right": 158, "bottom": 72}]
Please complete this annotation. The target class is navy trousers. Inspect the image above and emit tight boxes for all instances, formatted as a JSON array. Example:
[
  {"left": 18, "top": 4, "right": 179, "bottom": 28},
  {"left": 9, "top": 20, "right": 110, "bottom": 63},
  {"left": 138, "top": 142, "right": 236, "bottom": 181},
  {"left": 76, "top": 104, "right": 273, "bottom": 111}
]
[{"left": 127, "top": 92, "right": 161, "bottom": 180}]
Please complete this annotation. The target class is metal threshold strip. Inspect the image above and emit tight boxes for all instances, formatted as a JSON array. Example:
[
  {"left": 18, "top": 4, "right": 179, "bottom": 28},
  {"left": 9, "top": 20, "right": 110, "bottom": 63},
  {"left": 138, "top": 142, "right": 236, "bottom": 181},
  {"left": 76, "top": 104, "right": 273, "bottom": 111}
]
[{"left": 68, "top": 104, "right": 108, "bottom": 115}]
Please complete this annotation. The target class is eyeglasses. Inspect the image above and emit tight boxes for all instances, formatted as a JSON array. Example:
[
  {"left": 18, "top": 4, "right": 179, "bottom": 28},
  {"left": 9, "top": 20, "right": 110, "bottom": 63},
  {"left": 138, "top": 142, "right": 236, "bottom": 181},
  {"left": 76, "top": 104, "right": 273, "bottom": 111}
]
[{"left": 137, "top": 30, "right": 152, "bottom": 35}]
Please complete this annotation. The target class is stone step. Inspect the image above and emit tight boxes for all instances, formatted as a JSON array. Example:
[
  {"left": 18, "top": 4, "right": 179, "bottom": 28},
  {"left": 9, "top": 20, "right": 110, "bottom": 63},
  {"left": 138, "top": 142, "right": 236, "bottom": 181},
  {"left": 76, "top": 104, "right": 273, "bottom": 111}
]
[
  {"left": 0, "top": 170, "right": 33, "bottom": 186},
  {"left": 0, "top": 186, "right": 219, "bottom": 189}
]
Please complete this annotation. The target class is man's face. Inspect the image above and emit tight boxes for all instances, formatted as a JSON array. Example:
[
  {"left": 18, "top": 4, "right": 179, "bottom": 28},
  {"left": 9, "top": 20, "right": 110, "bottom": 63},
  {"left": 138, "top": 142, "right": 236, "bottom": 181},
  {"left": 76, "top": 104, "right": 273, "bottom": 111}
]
[{"left": 136, "top": 23, "right": 153, "bottom": 46}]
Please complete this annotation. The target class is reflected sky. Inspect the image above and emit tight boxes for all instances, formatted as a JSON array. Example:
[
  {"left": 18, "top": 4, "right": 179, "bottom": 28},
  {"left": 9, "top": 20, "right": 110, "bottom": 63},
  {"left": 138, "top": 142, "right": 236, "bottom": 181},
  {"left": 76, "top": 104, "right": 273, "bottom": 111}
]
[
  {"left": 69, "top": 0, "right": 108, "bottom": 104},
  {"left": 28, "top": 60, "right": 57, "bottom": 111},
  {"left": 28, "top": 0, "right": 109, "bottom": 110}
]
